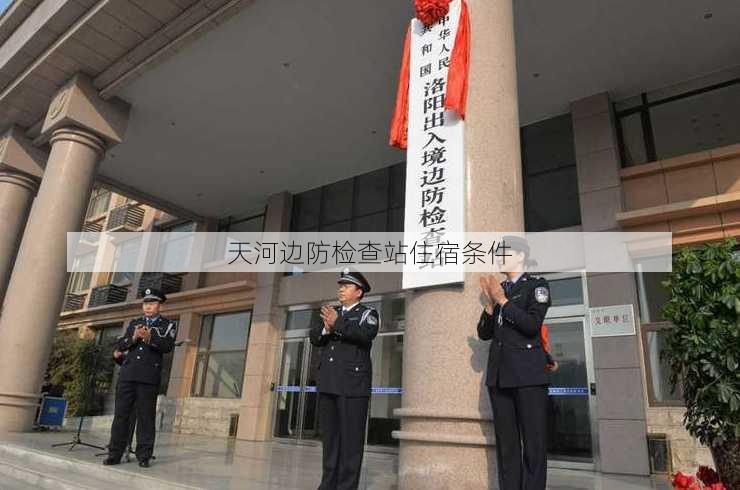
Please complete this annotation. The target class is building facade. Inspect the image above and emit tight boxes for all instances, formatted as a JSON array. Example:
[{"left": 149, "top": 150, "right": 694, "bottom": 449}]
[{"left": 0, "top": 1, "right": 737, "bottom": 487}]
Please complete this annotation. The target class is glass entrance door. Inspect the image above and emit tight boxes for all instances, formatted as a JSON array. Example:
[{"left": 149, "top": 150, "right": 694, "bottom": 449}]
[
  {"left": 274, "top": 338, "right": 322, "bottom": 442},
  {"left": 274, "top": 339, "right": 304, "bottom": 439},
  {"left": 274, "top": 297, "right": 406, "bottom": 450},
  {"left": 546, "top": 317, "right": 594, "bottom": 463}
]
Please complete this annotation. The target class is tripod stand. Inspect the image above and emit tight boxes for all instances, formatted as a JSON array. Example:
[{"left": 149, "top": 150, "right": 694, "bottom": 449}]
[{"left": 52, "top": 344, "right": 106, "bottom": 452}]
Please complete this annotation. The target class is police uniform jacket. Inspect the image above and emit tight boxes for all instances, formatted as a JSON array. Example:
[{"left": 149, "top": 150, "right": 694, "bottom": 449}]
[
  {"left": 478, "top": 273, "right": 552, "bottom": 388},
  {"left": 117, "top": 316, "right": 176, "bottom": 386},
  {"left": 309, "top": 304, "right": 380, "bottom": 398}
]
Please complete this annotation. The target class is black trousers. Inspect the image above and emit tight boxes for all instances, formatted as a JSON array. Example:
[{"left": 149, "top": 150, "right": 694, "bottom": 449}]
[
  {"left": 108, "top": 381, "right": 158, "bottom": 461},
  {"left": 318, "top": 393, "right": 369, "bottom": 490},
  {"left": 488, "top": 385, "right": 548, "bottom": 490}
]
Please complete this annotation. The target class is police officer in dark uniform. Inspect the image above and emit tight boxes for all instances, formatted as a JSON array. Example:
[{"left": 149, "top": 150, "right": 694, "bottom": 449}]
[
  {"left": 103, "top": 288, "right": 176, "bottom": 468},
  {"left": 309, "top": 269, "right": 380, "bottom": 490},
  {"left": 478, "top": 236, "right": 552, "bottom": 490}
]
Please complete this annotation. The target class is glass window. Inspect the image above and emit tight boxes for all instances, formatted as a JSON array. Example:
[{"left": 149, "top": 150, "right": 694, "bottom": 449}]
[
  {"left": 208, "top": 312, "right": 251, "bottom": 351},
  {"left": 353, "top": 212, "right": 387, "bottom": 233},
  {"left": 619, "top": 113, "right": 649, "bottom": 166},
  {"left": 286, "top": 309, "right": 321, "bottom": 331},
  {"left": 228, "top": 215, "right": 264, "bottom": 233},
  {"left": 292, "top": 189, "right": 321, "bottom": 231},
  {"left": 650, "top": 83, "right": 740, "bottom": 161},
  {"left": 548, "top": 277, "right": 584, "bottom": 307},
  {"left": 111, "top": 237, "right": 141, "bottom": 286},
  {"left": 520, "top": 114, "right": 581, "bottom": 232},
  {"left": 86, "top": 188, "right": 111, "bottom": 219},
  {"left": 157, "top": 222, "right": 195, "bottom": 271},
  {"left": 636, "top": 270, "right": 670, "bottom": 324},
  {"left": 643, "top": 327, "right": 683, "bottom": 405},
  {"left": 321, "top": 181, "right": 353, "bottom": 225},
  {"left": 356, "top": 168, "right": 389, "bottom": 216},
  {"left": 67, "top": 252, "right": 96, "bottom": 293},
  {"left": 290, "top": 163, "right": 405, "bottom": 234},
  {"left": 321, "top": 220, "right": 352, "bottom": 233},
  {"left": 388, "top": 207, "right": 404, "bottom": 233},
  {"left": 390, "top": 163, "right": 406, "bottom": 209},
  {"left": 615, "top": 80, "right": 740, "bottom": 166},
  {"left": 97, "top": 324, "right": 123, "bottom": 347},
  {"left": 523, "top": 167, "right": 581, "bottom": 231},
  {"left": 212, "top": 214, "right": 265, "bottom": 261},
  {"left": 192, "top": 311, "right": 252, "bottom": 399}
]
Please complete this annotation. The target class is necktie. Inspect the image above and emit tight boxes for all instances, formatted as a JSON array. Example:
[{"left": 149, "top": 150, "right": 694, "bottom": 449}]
[{"left": 503, "top": 281, "right": 512, "bottom": 296}]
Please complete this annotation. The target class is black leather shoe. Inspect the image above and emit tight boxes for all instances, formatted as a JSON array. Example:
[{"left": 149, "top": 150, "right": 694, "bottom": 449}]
[
  {"left": 102, "top": 457, "right": 120, "bottom": 466},
  {"left": 138, "top": 459, "right": 150, "bottom": 468}
]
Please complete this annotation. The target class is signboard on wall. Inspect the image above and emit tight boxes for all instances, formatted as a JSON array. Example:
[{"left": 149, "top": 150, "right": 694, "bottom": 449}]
[
  {"left": 402, "top": 0, "right": 466, "bottom": 290},
  {"left": 588, "top": 304, "right": 636, "bottom": 337}
]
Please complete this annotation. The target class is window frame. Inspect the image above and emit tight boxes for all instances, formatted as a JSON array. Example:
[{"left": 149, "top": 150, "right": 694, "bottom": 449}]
[
  {"left": 154, "top": 221, "right": 196, "bottom": 273},
  {"left": 67, "top": 251, "right": 96, "bottom": 294},
  {"left": 85, "top": 187, "right": 112, "bottom": 220},
  {"left": 614, "top": 77, "right": 740, "bottom": 167},
  {"left": 191, "top": 310, "right": 253, "bottom": 399},
  {"left": 519, "top": 113, "right": 581, "bottom": 232},
  {"left": 640, "top": 321, "right": 684, "bottom": 407},
  {"left": 109, "top": 237, "right": 142, "bottom": 286},
  {"left": 290, "top": 162, "right": 406, "bottom": 233}
]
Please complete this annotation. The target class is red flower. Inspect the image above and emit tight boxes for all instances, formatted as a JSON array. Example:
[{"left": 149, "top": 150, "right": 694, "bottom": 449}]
[
  {"left": 415, "top": 0, "right": 451, "bottom": 26},
  {"left": 707, "top": 484, "right": 726, "bottom": 490},
  {"left": 673, "top": 472, "right": 697, "bottom": 489},
  {"left": 697, "top": 466, "right": 720, "bottom": 486}
]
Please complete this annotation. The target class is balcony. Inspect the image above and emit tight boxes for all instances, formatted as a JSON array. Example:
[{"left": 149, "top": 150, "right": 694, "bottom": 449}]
[
  {"left": 88, "top": 284, "right": 129, "bottom": 307},
  {"left": 106, "top": 204, "right": 145, "bottom": 231},
  {"left": 137, "top": 272, "right": 183, "bottom": 298},
  {"left": 62, "top": 293, "right": 87, "bottom": 312}
]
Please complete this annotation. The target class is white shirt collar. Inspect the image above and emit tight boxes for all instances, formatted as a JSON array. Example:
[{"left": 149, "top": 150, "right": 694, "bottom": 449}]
[
  {"left": 342, "top": 302, "right": 359, "bottom": 312},
  {"left": 508, "top": 273, "right": 524, "bottom": 284}
]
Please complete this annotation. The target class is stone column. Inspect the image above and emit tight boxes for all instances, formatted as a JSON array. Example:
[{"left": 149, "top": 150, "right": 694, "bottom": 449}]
[
  {"left": 237, "top": 192, "right": 292, "bottom": 441},
  {"left": 395, "top": 1, "right": 523, "bottom": 488},
  {"left": 166, "top": 311, "right": 200, "bottom": 399},
  {"left": 571, "top": 93, "right": 650, "bottom": 475},
  {"left": 0, "top": 75, "right": 129, "bottom": 432},
  {"left": 0, "top": 127, "right": 45, "bottom": 305}
]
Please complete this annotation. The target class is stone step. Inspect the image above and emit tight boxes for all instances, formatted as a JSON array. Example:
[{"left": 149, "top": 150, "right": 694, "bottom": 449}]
[
  {"left": 0, "top": 443, "right": 203, "bottom": 490},
  {"left": 0, "top": 457, "right": 102, "bottom": 489},
  {"left": 0, "top": 470, "right": 46, "bottom": 490}
]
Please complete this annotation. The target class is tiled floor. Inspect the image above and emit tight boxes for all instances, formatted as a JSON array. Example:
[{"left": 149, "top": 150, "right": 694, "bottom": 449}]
[{"left": 0, "top": 430, "right": 673, "bottom": 489}]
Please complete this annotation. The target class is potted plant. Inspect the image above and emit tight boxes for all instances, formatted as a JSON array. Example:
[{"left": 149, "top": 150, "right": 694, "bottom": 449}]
[{"left": 662, "top": 238, "right": 739, "bottom": 489}]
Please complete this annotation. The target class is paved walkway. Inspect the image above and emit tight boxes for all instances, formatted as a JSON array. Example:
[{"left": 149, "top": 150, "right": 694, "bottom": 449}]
[{"left": 0, "top": 430, "right": 673, "bottom": 489}]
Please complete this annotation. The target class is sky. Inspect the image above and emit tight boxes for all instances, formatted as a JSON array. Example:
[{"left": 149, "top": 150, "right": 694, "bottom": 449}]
[{"left": 0, "top": 0, "right": 11, "bottom": 15}]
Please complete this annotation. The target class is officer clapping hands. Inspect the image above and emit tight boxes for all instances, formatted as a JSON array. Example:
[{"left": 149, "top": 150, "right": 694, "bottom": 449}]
[
  {"left": 132, "top": 324, "right": 151, "bottom": 343},
  {"left": 480, "top": 274, "right": 507, "bottom": 313},
  {"left": 320, "top": 305, "right": 338, "bottom": 332}
]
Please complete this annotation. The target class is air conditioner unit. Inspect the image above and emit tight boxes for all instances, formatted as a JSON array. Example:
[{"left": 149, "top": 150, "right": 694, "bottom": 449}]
[
  {"left": 80, "top": 221, "right": 103, "bottom": 245},
  {"left": 106, "top": 204, "right": 145, "bottom": 232}
]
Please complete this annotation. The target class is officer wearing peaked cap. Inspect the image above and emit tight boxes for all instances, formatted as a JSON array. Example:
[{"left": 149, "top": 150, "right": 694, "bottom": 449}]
[
  {"left": 310, "top": 269, "right": 380, "bottom": 490},
  {"left": 103, "top": 288, "right": 176, "bottom": 468},
  {"left": 478, "top": 236, "right": 552, "bottom": 490}
]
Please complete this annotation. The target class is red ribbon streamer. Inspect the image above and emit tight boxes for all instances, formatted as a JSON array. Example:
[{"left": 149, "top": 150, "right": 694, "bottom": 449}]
[{"left": 390, "top": 0, "right": 470, "bottom": 149}]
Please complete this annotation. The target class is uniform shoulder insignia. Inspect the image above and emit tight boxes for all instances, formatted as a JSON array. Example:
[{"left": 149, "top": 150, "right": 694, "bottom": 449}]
[
  {"left": 360, "top": 308, "right": 379, "bottom": 326},
  {"left": 534, "top": 286, "right": 550, "bottom": 304}
]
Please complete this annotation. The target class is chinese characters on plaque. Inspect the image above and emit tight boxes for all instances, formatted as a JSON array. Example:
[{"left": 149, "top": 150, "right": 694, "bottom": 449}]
[{"left": 403, "top": 0, "right": 465, "bottom": 290}]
